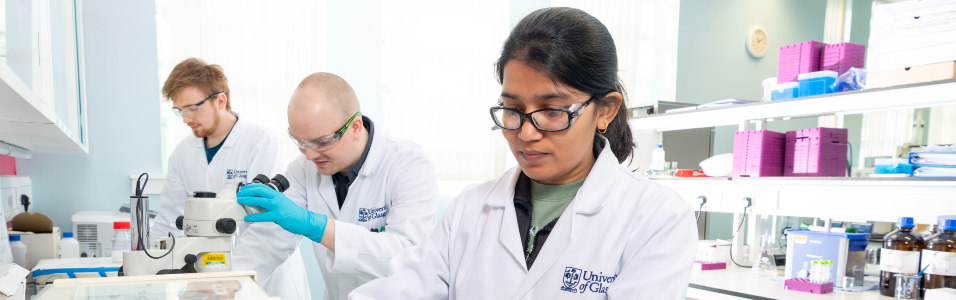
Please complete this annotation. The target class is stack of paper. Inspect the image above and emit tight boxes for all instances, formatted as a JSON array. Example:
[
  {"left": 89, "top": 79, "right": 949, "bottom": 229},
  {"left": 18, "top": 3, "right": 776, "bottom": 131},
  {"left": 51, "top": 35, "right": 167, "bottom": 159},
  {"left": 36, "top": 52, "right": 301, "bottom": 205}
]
[
  {"left": 909, "top": 152, "right": 956, "bottom": 177},
  {"left": 664, "top": 99, "right": 756, "bottom": 113}
]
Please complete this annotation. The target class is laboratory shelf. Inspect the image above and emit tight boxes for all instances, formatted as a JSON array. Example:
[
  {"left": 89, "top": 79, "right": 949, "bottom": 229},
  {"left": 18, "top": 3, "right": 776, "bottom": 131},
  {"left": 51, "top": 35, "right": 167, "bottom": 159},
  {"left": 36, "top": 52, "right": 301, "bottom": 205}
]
[
  {"left": 629, "top": 79, "right": 956, "bottom": 131},
  {"left": 0, "top": 59, "right": 88, "bottom": 154},
  {"left": 651, "top": 177, "right": 956, "bottom": 224},
  {"left": 687, "top": 264, "right": 893, "bottom": 300}
]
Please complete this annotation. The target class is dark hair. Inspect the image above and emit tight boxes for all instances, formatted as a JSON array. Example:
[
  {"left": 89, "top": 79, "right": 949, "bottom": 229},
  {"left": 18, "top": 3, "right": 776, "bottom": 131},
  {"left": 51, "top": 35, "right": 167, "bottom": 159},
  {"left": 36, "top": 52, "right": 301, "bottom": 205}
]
[{"left": 495, "top": 7, "right": 635, "bottom": 163}]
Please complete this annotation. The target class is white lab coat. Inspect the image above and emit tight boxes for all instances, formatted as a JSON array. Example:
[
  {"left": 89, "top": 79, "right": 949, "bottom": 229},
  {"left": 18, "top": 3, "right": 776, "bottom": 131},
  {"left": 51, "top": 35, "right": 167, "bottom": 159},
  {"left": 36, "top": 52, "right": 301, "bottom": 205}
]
[
  {"left": 349, "top": 137, "right": 699, "bottom": 300},
  {"left": 233, "top": 133, "right": 440, "bottom": 300},
  {"left": 152, "top": 116, "right": 311, "bottom": 300}
]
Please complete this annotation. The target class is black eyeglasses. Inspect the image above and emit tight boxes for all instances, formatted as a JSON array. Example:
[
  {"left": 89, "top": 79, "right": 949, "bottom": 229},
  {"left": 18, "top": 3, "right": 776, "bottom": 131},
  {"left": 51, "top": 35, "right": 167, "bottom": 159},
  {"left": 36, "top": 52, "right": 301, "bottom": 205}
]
[
  {"left": 172, "top": 91, "right": 224, "bottom": 119},
  {"left": 489, "top": 96, "right": 594, "bottom": 132}
]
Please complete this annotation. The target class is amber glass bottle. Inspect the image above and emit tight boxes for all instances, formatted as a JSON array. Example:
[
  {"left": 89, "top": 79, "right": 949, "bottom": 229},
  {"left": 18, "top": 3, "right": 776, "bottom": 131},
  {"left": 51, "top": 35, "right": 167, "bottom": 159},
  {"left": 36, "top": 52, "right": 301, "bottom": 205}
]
[
  {"left": 922, "top": 219, "right": 956, "bottom": 296},
  {"left": 880, "top": 217, "right": 925, "bottom": 297}
]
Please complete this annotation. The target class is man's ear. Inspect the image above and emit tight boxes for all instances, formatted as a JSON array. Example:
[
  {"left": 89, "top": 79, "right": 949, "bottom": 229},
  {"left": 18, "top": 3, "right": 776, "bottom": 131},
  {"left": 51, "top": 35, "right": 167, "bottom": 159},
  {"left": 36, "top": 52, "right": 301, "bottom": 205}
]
[
  {"left": 216, "top": 93, "right": 228, "bottom": 111},
  {"left": 350, "top": 117, "right": 364, "bottom": 140}
]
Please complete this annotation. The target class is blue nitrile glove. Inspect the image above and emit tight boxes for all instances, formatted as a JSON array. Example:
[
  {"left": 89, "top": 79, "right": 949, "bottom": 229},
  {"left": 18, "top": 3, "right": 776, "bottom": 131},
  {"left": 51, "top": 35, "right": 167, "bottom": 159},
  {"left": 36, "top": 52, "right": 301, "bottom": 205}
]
[{"left": 237, "top": 184, "right": 328, "bottom": 243}]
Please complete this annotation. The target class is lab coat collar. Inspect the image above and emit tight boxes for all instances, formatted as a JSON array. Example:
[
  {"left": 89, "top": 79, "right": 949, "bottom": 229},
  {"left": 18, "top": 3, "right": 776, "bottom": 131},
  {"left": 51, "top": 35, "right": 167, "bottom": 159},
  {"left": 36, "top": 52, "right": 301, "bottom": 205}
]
[
  {"left": 357, "top": 117, "right": 383, "bottom": 178},
  {"left": 485, "top": 136, "right": 617, "bottom": 215},
  {"left": 191, "top": 112, "right": 244, "bottom": 149},
  {"left": 488, "top": 136, "right": 619, "bottom": 285}
]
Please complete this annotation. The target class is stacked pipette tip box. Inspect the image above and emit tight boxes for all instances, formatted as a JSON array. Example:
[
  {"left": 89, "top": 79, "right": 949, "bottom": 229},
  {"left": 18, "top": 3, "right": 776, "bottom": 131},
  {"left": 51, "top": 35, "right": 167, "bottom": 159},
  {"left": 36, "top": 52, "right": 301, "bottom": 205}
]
[
  {"left": 784, "top": 128, "right": 848, "bottom": 177},
  {"left": 777, "top": 41, "right": 825, "bottom": 84},
  {"left": 732, "top": 130, "right": 786, "bottom": 177},
  {"left": 821, "top": 43, "right": 866, "bottom": 75}
]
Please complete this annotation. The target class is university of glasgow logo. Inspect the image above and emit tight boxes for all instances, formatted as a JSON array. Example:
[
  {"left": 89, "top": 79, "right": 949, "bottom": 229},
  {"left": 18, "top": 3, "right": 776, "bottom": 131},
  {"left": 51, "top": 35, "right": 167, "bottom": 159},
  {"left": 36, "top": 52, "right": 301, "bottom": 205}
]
[
  {"left": 226, "top": 169, "right": 247, "bottom": 180},
  {"left": 357, "top": 205, "right": 388, "bottom": 222},
  {"left": 562, "top": 267, "right": 582, "bottom": 292}
]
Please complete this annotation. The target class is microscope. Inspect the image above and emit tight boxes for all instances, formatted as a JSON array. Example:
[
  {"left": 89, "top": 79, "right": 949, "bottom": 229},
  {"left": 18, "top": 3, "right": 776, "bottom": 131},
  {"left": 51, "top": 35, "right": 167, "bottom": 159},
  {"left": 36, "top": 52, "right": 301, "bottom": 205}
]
[{"left": 122, "top": 174, "right": 289, "bottom": 276}]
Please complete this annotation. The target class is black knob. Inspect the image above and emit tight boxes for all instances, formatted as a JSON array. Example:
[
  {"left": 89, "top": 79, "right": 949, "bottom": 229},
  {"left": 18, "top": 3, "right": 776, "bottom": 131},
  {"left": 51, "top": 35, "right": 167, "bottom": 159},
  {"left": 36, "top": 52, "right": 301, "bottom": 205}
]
[
  {"left": 215, "top": 218, "right": 237, "bottom": 234},
  {"left": 176, "top": 216, "right": 184, "bottom": 230},
  {"left": 184, "top": 254, "right": 197, "bottom": 264},
  {"left": 193, "top": 191, "right": 216, "bottom": 198}
]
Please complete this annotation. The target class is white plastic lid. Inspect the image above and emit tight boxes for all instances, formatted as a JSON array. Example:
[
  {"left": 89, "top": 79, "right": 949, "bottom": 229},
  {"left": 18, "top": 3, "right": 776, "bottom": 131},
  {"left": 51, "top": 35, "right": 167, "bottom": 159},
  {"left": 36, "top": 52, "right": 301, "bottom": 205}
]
[
  {"left": 798, "top": 70, "right": 838, "bottom": 80},
  {"left": 762, "top": 77, "right": 778, "bottom": 86},
  {"left": 875, "top": 158, "right": 908, "bottom": 165},
  {"left": 772, "top": 82, "right": 799, "bottom": 91}
]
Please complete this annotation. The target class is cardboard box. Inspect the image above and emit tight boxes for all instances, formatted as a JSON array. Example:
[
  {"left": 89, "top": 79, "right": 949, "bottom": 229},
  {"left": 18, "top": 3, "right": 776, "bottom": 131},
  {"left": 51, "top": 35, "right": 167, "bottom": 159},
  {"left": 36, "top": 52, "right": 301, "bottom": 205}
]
[
  {"left": 8, "top": 228, "right": 59, "bottom": 270},
  {"left": 867, "top": 61, "right": 956, "bottom": 89}
]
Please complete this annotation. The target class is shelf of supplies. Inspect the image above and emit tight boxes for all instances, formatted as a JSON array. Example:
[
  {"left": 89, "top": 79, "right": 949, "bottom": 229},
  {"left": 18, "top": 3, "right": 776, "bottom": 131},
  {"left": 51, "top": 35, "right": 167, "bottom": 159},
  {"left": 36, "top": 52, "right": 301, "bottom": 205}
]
[
  {"left": 652, "top": 177, "right": 956, "bottom": 223},
  {"left": 687, "top": 264, "right": 893, "bottom": 300},
  {"left": 0, "top": 60, "right": 87, "bottom": 154},
  {"left": 629, "top": 79, "right": 956, "bottom": 131}
]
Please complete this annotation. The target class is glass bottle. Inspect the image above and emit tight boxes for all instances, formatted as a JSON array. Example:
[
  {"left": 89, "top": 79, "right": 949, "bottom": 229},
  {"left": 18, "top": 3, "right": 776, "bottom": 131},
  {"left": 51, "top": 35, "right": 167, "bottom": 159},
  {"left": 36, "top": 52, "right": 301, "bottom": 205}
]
[
  {"left": 880, "top": 217, "right": 926, "bottom": 297},
  {"left": 111, "top": 221, "right": 132, "bottom": 262},
  {"left": 922, "top": 219, "right": 956, "bottom": 296}
]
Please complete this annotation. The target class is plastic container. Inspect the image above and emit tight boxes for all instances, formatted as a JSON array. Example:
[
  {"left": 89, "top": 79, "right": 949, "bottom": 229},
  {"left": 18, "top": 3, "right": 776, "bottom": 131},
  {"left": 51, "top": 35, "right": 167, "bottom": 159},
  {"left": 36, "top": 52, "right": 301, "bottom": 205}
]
[
  {"left": 798, "top": 70, "right": 838, "bottom": 97},
  {"left": 785, "top": 128, "right": 848, "bottom": 177},
  {"left": 880, "top": 217, "right": 926, "bottom": 297},
  {"left": 771, "top": 82, "right": 800, "bottom": 101},
  {"left": 778, "top": 41, "right": 826, "bottom": 84},
  {"left": 762, "top": 77, "right": 778, "bottom": 101},
  {"left": 111, "top": 221, "right": 132, "bottom": 263},
  {"left": 822, "top": 43, "right": 866, "bottom": 75},
  {"left": 875, "top": 158, "right": 913, "bottom": 175},
  {"left": 10, "top": 235, "right": 28, "bottom": 269},
  {"left": 650, "top": 145, "right": 666, "bottom": 171},
  {"left": 732, "top": 130, "right": 786, "bottom": 177},
  {"left": 58, "top": 232, "right": 80, "bottom": 258},
  {"left": 921, "top": 219, "right": 956, "bottom": 294}
]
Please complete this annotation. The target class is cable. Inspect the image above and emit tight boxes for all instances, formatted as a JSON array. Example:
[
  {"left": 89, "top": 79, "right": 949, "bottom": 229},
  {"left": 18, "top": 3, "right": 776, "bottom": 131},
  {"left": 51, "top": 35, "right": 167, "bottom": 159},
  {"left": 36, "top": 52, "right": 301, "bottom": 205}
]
[
  {"left": 729, "top": 207, "right": 752, "bottom": 268},
  {"left": 134, "top": 173, "right": 175, "bottom": 259},
  {"left": 696, "top": 203, "right": 704, "bottom": 223}
]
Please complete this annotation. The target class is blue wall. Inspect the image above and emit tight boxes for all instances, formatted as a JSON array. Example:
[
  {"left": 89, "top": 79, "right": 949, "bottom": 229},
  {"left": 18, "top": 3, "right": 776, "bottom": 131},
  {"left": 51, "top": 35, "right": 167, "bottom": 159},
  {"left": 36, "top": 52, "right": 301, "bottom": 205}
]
[{"left": 16, "top": 0, "right": 164, "bottom": 229}]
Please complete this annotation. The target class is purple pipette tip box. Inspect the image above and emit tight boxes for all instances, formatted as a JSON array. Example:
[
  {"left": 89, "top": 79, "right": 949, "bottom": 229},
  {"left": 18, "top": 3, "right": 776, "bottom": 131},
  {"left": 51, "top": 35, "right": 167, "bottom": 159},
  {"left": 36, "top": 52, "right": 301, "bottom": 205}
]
[{"left": 784, "top": 278, "right": 834, "bottom": 294}]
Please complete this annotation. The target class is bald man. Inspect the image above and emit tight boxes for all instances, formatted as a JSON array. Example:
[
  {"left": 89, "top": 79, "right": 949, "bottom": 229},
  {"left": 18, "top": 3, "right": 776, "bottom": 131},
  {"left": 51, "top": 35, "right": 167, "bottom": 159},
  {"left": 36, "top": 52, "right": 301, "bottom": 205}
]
[{"left": 233, "top": 73, "right": 440, "bottom": 299}]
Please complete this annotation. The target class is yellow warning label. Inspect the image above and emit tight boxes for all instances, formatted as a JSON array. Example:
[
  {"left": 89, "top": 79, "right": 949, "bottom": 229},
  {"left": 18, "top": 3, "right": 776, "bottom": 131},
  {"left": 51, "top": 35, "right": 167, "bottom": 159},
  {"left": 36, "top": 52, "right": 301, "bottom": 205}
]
[
  {"left": 203, "top": 253, "right": 226, "bottom": 268},
  {"left": 794, "top": 235, "right": 807, "bottom": 244}
]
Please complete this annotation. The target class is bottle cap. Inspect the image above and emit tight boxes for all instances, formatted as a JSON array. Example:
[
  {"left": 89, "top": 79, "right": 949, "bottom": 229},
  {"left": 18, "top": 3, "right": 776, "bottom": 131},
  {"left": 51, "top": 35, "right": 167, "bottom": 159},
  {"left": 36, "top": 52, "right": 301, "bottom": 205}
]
[
  {"left": 114, "top": 221, "right": 131, "bottom": 230},
  {"left": 898, "top": 217, "right": 915, "bottom": 229},
  {"left": 939, "top": 219, "right": 956, "bottom": 231},
  {"left": 657, "top": 144, "right": 663, "bottom": 148},
  {"left": 9, "top": 235, "right": 19, "bottom": 241},
  {"left": 63, "top": 232, "right": 74, "bottom": 238}
]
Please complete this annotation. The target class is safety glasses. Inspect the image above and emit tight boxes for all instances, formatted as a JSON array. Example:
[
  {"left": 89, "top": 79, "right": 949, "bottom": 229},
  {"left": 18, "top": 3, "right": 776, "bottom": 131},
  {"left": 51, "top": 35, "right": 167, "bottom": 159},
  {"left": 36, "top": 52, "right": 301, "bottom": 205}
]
[
  {"left": 289, "top": 112, "right": 362, "bottom": 152},
  {"left": 172, "top": 91, "right": 224, "bottom": 119}
]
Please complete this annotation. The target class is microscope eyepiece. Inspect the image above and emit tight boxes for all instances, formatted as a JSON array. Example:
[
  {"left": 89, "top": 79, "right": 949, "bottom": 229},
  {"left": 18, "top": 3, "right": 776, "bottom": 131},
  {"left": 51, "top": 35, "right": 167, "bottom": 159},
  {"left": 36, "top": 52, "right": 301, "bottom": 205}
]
[{"left": 251, "top": 174, "right": 290, "bottom": 193}]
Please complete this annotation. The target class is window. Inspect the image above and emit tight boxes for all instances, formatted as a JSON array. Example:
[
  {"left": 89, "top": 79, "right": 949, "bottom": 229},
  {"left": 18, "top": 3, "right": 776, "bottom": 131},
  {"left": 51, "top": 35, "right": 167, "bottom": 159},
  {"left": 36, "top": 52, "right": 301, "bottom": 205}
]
[{"left": 156, "top": 0, "right": 328, "bottom": 170}]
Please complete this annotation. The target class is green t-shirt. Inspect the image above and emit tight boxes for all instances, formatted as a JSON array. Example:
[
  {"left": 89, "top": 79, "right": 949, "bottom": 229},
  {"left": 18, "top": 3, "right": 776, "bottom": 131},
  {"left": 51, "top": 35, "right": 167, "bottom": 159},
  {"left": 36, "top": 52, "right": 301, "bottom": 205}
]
[{"left": 526, "top": 178, "right": 585, "bottom": 252}]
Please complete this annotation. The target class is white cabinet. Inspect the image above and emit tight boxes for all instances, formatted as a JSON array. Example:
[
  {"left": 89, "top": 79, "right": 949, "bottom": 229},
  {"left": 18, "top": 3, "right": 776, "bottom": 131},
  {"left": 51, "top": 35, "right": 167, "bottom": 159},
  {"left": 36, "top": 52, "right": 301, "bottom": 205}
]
[{"left": 0, "top": 0, "right": 88, "bottom": 154}]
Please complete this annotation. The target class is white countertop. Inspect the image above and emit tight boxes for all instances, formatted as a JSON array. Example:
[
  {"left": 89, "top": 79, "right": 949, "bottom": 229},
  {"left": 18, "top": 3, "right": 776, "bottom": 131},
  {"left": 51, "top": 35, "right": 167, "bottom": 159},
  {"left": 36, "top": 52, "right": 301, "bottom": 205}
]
[{"left": 688, "top": 264, "right": 896, "bottom": 300}]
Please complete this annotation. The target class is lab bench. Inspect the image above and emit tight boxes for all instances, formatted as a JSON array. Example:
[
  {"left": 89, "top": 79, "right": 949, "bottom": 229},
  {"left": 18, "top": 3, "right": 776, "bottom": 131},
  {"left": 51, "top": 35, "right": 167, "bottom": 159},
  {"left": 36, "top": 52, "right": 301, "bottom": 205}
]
[{"left": 687, "top": 264, "right": 894, "bottom": 300}]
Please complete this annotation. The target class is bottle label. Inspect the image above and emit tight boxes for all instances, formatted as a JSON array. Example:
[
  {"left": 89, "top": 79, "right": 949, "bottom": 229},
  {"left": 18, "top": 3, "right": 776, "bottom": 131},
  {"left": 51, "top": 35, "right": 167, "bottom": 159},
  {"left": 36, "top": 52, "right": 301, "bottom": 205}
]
[
  {"left": 921, "top": 250, "right": 956, "bottom": 276},
  {"left": 880, "top": 249, "right": 921, "bottom": 273}
]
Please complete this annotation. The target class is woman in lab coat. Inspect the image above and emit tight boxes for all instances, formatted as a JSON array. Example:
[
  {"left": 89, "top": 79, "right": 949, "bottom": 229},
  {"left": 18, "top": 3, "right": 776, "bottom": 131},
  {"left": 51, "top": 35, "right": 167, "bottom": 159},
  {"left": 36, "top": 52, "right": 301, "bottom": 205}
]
[{"left": 349, "top": 7, "right": 698, "bottom": 300}]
